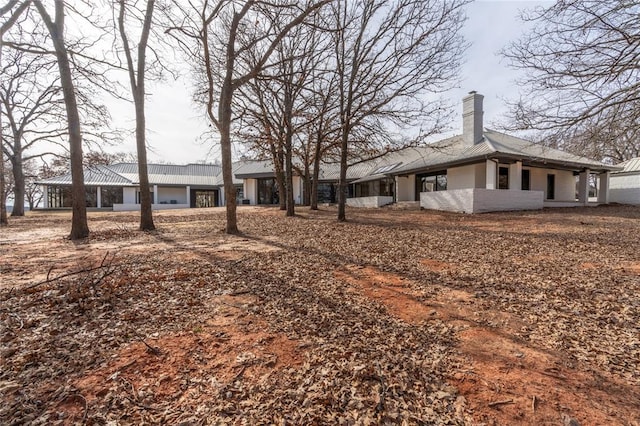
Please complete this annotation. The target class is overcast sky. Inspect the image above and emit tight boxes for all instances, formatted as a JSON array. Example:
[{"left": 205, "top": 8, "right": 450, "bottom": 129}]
[{"left": 108, "top": 0, "right": 552, "bottom": 165}]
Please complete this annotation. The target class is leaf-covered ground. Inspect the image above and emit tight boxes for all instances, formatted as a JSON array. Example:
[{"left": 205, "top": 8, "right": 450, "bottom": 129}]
[{"left": 1, "top": 205, "right": 639, "bottom": 425}]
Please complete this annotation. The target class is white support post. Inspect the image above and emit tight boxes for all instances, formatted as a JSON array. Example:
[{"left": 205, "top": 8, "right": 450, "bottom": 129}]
[
  {"left": 153, "top": 184, "right": 158, "bottom": 205},
  {"left": 578, "top": 169, "right": 590, "bottom": 204},
  {"left": 42, "top": 185, "right": 48, "bottom": 208},
  {"left": 509, "top": 161, "right": 522, "bottom": 190},
  {"left": 485, "top": 160, "right": 496, "bottom": 189},
  {"left": 186, "top": 185, "right": 191, "bottom": 207},
  {"left": 97, "top": 186, "right": 102, "bottom": 208},
  {"left": 597, "top": 171, "right": 610, "bottom": 204}
]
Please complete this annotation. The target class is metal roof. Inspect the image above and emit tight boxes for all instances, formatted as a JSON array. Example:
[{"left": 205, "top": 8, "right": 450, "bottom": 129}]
[
  {"left": 38, "top": 163, "right": 224, "bottom": 187},
  {"left": 615, "top": 157, "right": 640, "bottom": 174}
]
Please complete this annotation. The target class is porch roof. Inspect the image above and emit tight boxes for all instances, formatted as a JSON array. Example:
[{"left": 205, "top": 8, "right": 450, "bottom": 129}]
[{"left": 614, "top": 157, "right": 640, "bottom": 174}]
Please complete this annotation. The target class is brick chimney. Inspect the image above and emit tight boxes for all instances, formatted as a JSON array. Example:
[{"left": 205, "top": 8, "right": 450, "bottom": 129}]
[{"left": 462, "top": 91, "right": 484, "bottom": 145}]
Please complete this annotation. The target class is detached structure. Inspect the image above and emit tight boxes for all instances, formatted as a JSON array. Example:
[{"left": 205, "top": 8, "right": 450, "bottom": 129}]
[
  {"left": 39, "top": 163, "right": 241, "bottom": 211},
  {"left": 610, "top": 157, "right": 640, "bottom": 205},
  {"left": 39, "top": 92, "right": 621, "bottom": 213}
]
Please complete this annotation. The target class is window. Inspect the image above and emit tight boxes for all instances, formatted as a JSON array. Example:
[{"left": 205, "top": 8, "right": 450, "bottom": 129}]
[
  {"left": 101, "top": 187, "right": 123, "bottom": 207},
  {"left": 546, "top": 174, "right": 555, "bottom": 200},
  {"left": 85, "top": 187, "right": 98, "bottom": 207},
  {"left": 498, "top": 166, "right": 509, "bottom": 189},
  {"left": 522, "top": 170, "right": 530, "bottom": 191},
  {"left": 47, "top": 186, "right": 72, "bottom": 208},
  {"left": 257, "top": 178, "right": 278, "bottom": 204},
  {"left": 416, "top": 172, "right": 447, "bottom": 192}
]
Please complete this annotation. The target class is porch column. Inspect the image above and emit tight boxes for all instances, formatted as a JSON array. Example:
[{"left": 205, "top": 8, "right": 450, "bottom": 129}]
[
  {"left": 42, "top": 185, "right": 49, "bottom": 208},
  {"left": 153, "top": 184, "right": 158, "bottom": 205},
  {"left": 485, "top": 160, "right": 497, "bottom": 189},
  {"left": 186, "top": 186, "right": 191, "bottom": 207},
  {"left": 509, "top": 161, "right": 522, "bottom": 190},
  {"left": 97, "top": 186, "right": 102, "bottom": 208},
  {"left": 578, "top": 169, "right": 590, "bottom": 204},
  {"left": 597, "top": 171, "right": 610, "bottom": 204}
]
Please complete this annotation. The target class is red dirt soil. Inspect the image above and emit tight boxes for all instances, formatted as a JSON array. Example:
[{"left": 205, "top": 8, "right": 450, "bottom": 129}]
[
  {"left": 335, "top": 264, "right": 640, "bottom": 425},
  {"left": 61, "top": 294, "right": 303, "bottom": 424}
]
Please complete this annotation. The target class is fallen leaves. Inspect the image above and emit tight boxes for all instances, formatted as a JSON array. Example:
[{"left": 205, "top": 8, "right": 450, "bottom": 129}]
[{"left": 1, "top": 205, "right": 639, "bottom": 424}]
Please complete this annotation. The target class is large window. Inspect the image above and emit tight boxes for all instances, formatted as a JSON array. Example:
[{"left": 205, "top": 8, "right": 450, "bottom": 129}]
[
  {"left": 85, "top": 187, "right": 98, "bottom": 207},
  {"left": 258, "top": 178, "right": 279, "bottom": 204},
  {"left": 317, "top": 183, "right": 337, "bottom": 203},
  {"left": 416, "top": 171, "right": 447, "bottom": 197},
  {"left": 498, "top": 166, "right": 509, "bottom": 189},
  {"left": 101, "top": 187, "right": 123, "bottom": 207},
  {"left": 47, "top": 186, "right": 72, "bottom": 208}
]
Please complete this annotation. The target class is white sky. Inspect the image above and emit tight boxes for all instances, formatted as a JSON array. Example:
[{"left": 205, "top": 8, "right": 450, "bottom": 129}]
[{"left": 107, "top": 0, "right": 552, "bottom": 165}]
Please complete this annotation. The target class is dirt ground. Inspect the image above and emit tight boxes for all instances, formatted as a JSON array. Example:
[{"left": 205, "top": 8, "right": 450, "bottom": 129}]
[{"left": 1, "top": 205, "right": 639, "bottom": 425}]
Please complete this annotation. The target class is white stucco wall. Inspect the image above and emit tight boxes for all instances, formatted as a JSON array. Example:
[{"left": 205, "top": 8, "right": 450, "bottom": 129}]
[
  {"left": 123, "top": 187, "right": 137, "bottom": 204},
  {"left": 420, "top": 189, "right": 544, "bottom": 213},
  {"left": 347, "top": 196, "right": 394, "bottom": 208},
  {"left": 157, "top": 187, "right": 187, "bottom": 204},
  {"left": 529, "top": 168, "right": 575, "bottom": 201},
  {"left": 610, "top": 173, "right": 640, "bottom": 204},
  {"left": 293, "top": 176, "right": 303, "bottom": 205},
  {"left": 447, "top": 164, "right": 477, "bottom": 190},
  {"left": 396, "top": 175, "right": 415, "bottom": 201},
  {"left": 243, "top": 179, "right": 257, "bottom": 205}
]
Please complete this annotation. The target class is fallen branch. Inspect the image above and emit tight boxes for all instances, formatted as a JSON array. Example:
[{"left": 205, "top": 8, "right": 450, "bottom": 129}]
[
  {"left": 541, "top": 368, "right": 567, "bottom": 380},
  {"left": 24, "top": 252, "right": 115, "bottom": 291},
  {"left": 488, "top": 399, "right": 514, "bottom": 408}
]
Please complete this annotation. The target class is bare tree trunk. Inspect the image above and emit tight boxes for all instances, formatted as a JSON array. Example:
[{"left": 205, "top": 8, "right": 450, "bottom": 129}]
[
  {"left": 284, "top": 74, "right": 295, "bottom": 216},
  {"left": 35, "top": 1, "right": 89, "bottom": 239},
  {"left": 0, "top": 152, "right": 6, "bottom": 225},
  {"left": 0, "top": 70, "right": 6, "bottom": 225},
  {"left": 118, "top": 0, "right": 156, "bottom": 231},
  {"left": 302, "top": 164, "right": 311, "bottom": 206},
  {"left": 9, "top": 154, "right": 23, "bottom": 216},
  {"left": 220, "top": 82, "right": 238, "bottom": 233},
  {"left": 310, "top": 132, "right": 322, "bottom": 210},
  {"left": 337, "top": 130, "right": 348, "bottom": 222},
  {"left": 274, "top": 146, "right": 286, "bottom": 210},
  {"left": 0, "top": 40, "right": 7, "bottom": 226}
]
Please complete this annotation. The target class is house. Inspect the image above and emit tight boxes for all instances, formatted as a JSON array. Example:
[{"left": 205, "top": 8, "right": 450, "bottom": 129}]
[
  {"left": 342, "top": 92, "right": 620, "bottom": 213},
  {"left": 38, "top": 163, "right": 242, "bottom": 211},
  {"left": 610, "top": 157, "right": 640, "bottom": 205},
  {"left": 39, "top": 93, "right": 621, "bottom": 214},
  {"left": 233, "top": 92, "right": 620, "bottom": 213}
]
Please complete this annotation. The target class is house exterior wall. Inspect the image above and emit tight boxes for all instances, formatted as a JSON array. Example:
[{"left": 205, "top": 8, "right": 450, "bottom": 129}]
[
  {"left": 610, "top": 173, "right": 640, "bottom": 204},
  {"left": 293, "top": 176, "right": 303, "bottom": 205},
  {"left": 244, "top": 178, "right": 258, "bottom": 205},
  {"left": 529, "top": 168, "right": 575, "bottom": 201},
  {"left": 123, "top": 187, "right": 137, "bottom": 204},
  {"left": 157, "top": 187, "right": 187, "bottom": 204},
  {"left": 395, "top": 175, "right": 415, "bottom": 201},
  {"left": 420, "top": 188, "right": 543, "bottom": 213},
  {"left": 447, "top": 164, "right": 478, "bottom": 190},
  {"left": 347, "top": 196, "right": 394, "bottom": 208}
]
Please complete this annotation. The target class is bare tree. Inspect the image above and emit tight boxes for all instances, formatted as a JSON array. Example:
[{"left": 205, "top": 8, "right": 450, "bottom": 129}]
[
  {"left": 0, "top": 48, "right": 65, "bottom": 216},
  {"left": 2, "top": 1, "right": 91, "bottom": 237},
  {"left": 332, "top": 0, "right": 469, "bottom": 222},
  {"left": 502, "top": 1, "right": 640, "bottom": 160},
  {"left": 117, "top": 0, "right": 157, "bottom": 231},
  {"left": 169, "top": 0, "right": 329, "bottom": 233}
]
